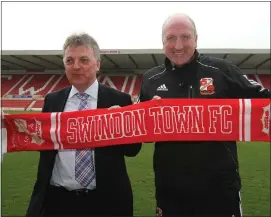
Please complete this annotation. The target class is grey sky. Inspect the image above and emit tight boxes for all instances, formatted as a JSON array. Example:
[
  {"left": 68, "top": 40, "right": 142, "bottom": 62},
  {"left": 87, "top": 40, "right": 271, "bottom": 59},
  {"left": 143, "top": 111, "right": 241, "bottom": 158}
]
[{"left": 2, "top": 1, "right": 270, "bottom": 50}]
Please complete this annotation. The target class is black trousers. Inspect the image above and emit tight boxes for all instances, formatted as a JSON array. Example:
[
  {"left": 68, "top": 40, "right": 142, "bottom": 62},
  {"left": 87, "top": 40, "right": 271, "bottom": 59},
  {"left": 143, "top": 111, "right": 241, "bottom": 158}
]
[
  {"left": 155, "top": 187, "right": 242, "bottom": 216},
  {"left": 42, "top": 185, "right": 133, "bottom": 216}
]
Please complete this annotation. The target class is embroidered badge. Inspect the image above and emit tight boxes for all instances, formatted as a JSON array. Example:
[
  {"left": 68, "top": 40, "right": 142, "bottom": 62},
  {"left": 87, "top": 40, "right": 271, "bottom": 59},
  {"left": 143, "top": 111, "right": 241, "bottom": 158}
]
[
  {"left": 200, "top": 77, "right": 215, "bottom": 95},
  {"left": 14, "top": 118, "right": 44, "bottom": 145}
]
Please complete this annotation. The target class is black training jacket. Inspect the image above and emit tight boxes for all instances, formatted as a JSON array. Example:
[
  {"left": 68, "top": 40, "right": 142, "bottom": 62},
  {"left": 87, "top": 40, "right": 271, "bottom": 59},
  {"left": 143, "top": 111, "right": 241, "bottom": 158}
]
[{"left": 139, "top": 50, "right": 271, "bottom": 192}]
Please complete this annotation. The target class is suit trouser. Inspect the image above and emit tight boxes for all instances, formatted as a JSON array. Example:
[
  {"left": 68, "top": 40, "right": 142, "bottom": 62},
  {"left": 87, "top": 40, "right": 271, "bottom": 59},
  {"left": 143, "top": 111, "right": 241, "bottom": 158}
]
[
  {"left": 155, "top": 187, "right": 242, "bottom": 217},
  {"left": 42, "top": 185, "right": 133, "bottom": 216}
]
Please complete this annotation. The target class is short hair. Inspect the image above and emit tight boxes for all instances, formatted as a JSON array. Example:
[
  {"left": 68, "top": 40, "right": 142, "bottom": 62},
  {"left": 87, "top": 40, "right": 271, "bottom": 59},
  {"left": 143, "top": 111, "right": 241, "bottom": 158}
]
[
  {"left": 63, "top": 33, "right": 101, "bottom": 60},
  {"left": 162, "top": 13, "right": 197, "bottom": 40}
]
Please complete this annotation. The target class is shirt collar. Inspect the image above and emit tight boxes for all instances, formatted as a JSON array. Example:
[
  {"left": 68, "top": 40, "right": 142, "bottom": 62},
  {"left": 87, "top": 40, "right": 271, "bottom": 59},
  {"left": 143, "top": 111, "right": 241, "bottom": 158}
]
[{"left": 69, "top": 79, "right": 98, "bottom": 99}]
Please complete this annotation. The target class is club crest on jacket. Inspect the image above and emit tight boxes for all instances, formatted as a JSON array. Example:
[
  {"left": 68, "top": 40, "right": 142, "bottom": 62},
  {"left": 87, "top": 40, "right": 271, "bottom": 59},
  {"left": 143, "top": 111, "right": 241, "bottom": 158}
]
[{"left": 199, "top": 77, "right": 215, "bottom": 95}]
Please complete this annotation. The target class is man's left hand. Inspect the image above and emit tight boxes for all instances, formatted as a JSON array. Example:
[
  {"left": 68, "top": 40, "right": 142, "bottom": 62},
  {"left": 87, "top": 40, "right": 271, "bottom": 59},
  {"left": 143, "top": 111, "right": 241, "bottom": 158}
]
[{"left": 108, "top": 105, "right": 121, "bottom": 110}]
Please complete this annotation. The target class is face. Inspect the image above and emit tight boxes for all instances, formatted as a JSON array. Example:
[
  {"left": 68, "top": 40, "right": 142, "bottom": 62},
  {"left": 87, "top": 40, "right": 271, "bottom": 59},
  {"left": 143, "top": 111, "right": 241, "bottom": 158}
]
[
  {"left": 163, "top": 16, "right": 198, "bottom": 66},
  {"left": 63, "top": 45, "right": 100, "bottom": 92}
]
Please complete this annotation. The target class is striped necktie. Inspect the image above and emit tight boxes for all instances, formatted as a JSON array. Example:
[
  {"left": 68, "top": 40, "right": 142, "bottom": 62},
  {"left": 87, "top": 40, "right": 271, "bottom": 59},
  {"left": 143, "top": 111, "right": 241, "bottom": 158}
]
[{"left": 74, "top": 92, "right": 95, "bottom": 187}]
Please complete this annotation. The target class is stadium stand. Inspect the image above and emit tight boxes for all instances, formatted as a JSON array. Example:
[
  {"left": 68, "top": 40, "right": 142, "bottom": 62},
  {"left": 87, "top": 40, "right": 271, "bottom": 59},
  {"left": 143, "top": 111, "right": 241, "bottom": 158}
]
[
  {"left": 246, "top": 74, "right": 271, "bottom": 89},
  {"left": 1, "top": 74, "right": 142, "bottom": 111},
  {"left": 2, "top": 49, "right": 270, "bottom": 112},
  {"left": 1, "top": 73, "right": 269, "bottom": 111}
]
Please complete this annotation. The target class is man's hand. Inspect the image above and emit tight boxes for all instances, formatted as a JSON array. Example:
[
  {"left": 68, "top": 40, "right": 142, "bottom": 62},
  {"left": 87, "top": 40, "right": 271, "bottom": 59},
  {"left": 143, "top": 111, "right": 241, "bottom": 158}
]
[
  {"left": 108, "top": 95, "right": 161, "bottom": 109},
  {"left": 152, "top": 95, "right": 161, "bottom": 100},
  {"left": 108, "top": 105, "right": 121, "bottom": 110}
]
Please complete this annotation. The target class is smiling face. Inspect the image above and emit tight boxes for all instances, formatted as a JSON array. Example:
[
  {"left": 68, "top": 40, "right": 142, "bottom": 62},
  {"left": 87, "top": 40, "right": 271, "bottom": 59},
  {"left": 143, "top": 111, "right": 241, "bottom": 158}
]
[
  {"left": 63, "top": 45, "right": 100, "bottom": 92},
  {"left": 162, "top": 15, "right": 198, "bottom": 67}
]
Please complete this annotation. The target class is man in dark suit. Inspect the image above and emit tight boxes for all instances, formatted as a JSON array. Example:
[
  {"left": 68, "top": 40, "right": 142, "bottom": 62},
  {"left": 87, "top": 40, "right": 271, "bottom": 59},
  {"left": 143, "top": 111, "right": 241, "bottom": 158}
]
[{"left": 26, "top": 33, "right": 142, "bottom": 217}]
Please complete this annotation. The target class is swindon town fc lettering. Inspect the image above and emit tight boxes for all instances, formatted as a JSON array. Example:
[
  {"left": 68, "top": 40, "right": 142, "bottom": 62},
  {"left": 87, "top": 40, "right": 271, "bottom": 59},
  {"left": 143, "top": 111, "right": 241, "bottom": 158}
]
[
  {"left": 149, "top": 105, "right": 232, "bottom": 134},
  {"left": 66, "top": 109, "right": 147, "bottom": 143},
  {"left": 65, "top": 105, "right": 233, "bottom": 143},
  {"left": 3, "top": 99, "right": 270, "bottom": 152}
]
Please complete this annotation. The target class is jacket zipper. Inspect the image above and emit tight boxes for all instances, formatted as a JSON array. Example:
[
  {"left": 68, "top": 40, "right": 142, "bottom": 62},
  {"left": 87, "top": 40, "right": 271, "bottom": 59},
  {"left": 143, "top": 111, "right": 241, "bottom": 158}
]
[
  {"left": 187, "top": 83, "right": 238, "bottom": 173},
  {"left": 223, "top": 143, "right": 239, "bottom": 172},
  {"left": 188, "top": 85, "right": 193, "bottom": 98}
]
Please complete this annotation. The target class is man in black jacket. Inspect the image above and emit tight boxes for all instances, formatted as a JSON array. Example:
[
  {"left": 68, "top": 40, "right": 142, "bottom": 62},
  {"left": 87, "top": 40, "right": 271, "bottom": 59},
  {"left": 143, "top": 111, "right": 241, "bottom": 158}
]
[
  {"left": 26, "top": 33, "right": 142, "bottom": 217},
  {"left": 139, "top": 13, "right": 271, "bottom": 216}
]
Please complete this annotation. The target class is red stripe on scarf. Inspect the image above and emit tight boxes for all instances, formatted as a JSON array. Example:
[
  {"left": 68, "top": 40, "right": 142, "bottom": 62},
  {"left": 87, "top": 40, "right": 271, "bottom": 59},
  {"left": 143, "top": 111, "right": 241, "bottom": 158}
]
[{"left": 2, "top": 99, "right": 270, "bottom": 152}]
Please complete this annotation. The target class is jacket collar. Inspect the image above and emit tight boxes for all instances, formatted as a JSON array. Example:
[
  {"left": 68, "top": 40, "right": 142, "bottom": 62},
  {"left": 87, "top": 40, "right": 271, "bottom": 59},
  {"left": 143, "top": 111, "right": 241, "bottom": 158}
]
[{"left": 57, "top": 82, "right": 109, "bottom": 112}]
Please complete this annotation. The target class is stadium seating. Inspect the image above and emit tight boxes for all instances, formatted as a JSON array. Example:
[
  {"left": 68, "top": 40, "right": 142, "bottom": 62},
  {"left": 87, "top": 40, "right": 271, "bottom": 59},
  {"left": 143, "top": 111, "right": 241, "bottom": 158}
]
[
  {"left": 1, "top": 74, "right": 25, "bottom": 97},
  {"left": 259, "top": 75, "right": 271, "bottom": 89},
  {"left": 246, "top": 74, "right": 271, "bottom": 89},
  {"left": 1, "top": 74, "right": 142, "bottom": 110},
  {"left": 2, "top": 100, "right": 33, "bottom": 111},
  {"left": 1, "top": 74, "right": 269, "bottom": 111}
]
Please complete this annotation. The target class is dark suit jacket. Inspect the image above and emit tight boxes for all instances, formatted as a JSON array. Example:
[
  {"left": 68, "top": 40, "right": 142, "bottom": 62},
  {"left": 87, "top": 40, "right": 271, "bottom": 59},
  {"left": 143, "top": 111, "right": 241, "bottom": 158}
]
[{"left": 26, "top": 83, "right": 142, "bottom": 216}]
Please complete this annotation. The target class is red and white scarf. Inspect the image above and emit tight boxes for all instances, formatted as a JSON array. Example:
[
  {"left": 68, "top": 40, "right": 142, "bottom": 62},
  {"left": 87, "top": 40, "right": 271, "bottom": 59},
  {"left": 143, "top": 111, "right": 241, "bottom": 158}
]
[{"left": 1, "top": 99, "right": 270, "bottom": 154}]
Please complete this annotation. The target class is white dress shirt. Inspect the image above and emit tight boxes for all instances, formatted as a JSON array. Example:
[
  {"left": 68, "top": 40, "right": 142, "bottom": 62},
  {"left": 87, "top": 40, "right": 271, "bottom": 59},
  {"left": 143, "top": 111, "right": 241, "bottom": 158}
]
[{"left": 50, "top": 80, "right": 98, "bottom": 191}]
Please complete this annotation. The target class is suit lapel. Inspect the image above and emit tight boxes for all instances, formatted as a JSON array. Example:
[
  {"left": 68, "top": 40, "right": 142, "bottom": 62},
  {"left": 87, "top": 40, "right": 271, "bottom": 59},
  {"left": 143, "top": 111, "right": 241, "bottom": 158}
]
[
  {"left": 57, "top": 84, "right": 107, "bottom": 110},
  {"left": 95, "top": 84, "right": 111, "bottom": 185},
  {"left": 55, "top": 86, "right": 72, "bottom": 112},
  {"left": 97, "top": 83, "right": 109, "bottom": 109}
]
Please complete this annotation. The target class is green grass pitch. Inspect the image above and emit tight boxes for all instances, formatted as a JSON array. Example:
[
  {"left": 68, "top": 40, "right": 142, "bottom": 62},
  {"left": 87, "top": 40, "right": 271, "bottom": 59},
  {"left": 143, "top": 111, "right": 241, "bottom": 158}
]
[{"left": 1, "top": 111, "right": 270, "bottom": 216}]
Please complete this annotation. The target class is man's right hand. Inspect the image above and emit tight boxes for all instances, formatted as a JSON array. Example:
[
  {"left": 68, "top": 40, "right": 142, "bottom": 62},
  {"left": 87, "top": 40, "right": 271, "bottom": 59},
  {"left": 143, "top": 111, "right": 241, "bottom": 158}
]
[{"left": 152, "top": 95, "right": 161, "bottom": 100}]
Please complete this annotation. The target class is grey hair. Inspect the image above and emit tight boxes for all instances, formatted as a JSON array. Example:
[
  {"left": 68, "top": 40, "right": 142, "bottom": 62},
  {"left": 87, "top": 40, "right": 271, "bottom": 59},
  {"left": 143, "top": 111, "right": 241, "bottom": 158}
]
[
  {"left": 63, "top": 33, "right": 101, "bottom": 60},
  {"left": 162, "top": 13, "right": 197, "bottom": 40}
]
